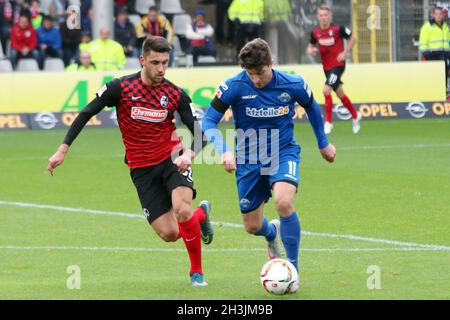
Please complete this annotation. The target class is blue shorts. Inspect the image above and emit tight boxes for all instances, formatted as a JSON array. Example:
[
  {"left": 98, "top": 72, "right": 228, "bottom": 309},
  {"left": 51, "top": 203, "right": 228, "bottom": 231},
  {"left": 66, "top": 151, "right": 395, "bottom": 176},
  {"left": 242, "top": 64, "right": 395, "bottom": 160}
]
[{"left": 236, "top": 150, "right": 300, "bottom": 213}]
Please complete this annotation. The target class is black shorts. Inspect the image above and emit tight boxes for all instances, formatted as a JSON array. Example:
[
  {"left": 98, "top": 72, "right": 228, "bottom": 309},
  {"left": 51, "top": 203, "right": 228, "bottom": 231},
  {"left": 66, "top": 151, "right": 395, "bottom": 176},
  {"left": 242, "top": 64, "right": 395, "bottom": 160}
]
[
  {"left": 130, "top": 156, "right": 196, "bottom": 224},
  {"left": 324, "top": 66, "right": 345, "bottom": 91}
]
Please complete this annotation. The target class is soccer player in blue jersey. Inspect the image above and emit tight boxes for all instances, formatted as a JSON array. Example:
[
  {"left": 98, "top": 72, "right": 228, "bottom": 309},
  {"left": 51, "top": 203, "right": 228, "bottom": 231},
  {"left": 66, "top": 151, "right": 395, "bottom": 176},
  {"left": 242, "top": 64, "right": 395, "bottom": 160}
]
[{"left": 202, "top": 39, "right": 336, "bottom": 291}]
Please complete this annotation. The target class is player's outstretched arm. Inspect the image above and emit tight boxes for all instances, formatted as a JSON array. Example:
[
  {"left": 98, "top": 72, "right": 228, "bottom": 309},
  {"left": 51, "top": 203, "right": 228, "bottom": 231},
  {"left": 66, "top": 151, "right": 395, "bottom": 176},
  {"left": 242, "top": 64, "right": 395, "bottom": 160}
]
[
  {"left": 307, "top": 43, "right": 318, "bottom": 56},
  {"left": 303, "top": 98, "right": 336, "bottom": 163},
  {"left": 48, "top": 143, "right": 69, "bottom": 176},
  {"left": 175, "top": 93, "right": 208, "bottom": 173},
  {"left": 338, "top": 34, "right": 357, "bottom": 62},
  {"left": 202, "top": 105, "right": 235, "bottom": 173},
  {"left": 320, "top": 143, "right": 336, "bottom": 163},
  {"left": 47, "top": 97, "right": 106, "bottom": 176}
]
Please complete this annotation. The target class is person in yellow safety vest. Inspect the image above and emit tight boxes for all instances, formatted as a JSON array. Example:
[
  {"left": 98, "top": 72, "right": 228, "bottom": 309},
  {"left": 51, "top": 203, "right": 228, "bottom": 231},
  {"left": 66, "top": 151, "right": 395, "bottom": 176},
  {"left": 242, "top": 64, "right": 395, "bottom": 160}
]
[
  {"left": 419, "top": 6, "right": 450, "bottom": 87},
  {"left": 264, "top": 0, "right": 291, "bottom": 23},
  {"left": 87, "top": 27, "right": 126, "bottom": 71},
  {"left": 66, "top": 51, "right": 97, "bottom": 72},
  {"left": 79, "top": 32, "right": 91, "bottom": 52},
  {"left": 228, "top": 0, "right": 264, "bottom": 58}
]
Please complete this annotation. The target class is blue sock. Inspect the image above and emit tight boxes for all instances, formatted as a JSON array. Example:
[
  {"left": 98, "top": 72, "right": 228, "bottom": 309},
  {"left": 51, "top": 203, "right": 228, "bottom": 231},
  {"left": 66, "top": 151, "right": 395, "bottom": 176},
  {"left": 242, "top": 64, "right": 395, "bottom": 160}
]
[
  {"left": 255, "top": 217, "right": 276, "bottom": 242},
  {"left": 280, "top": 212, "right": 301, "bottom": 271}
]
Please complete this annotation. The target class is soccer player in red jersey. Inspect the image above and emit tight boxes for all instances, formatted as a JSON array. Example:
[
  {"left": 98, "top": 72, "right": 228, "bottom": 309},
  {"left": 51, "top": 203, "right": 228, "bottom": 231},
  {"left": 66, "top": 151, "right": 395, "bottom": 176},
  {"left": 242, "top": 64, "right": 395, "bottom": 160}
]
[
  {"left": 47, "top": 36, "right": 213, "bottom": 287},
  {"left": 307, "top": 4, "right": 361, "bottom": 134}
]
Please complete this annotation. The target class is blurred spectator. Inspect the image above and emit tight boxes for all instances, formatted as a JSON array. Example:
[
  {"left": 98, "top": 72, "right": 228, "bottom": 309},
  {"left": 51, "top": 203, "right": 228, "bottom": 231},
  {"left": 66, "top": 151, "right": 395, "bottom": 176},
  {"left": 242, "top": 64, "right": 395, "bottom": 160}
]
[
  {"left": 0, "top": 0, "right": 22, "bottom": 56},
  {"left": 36, "top": 14, "right": 62, "bottom": 68},
  {"left": 136, "top": 6, "right": 173, "bottom": 49},
  {"left": 215, "top": 0, "right": 234, "bottom": 45},
  {"left": 80, "top": 0, "right": 91, "bottom": 19},
  {"left": 115, "top": 0, "right": 136, "bottom": 15},
  {"left": 419, "top": 6, "right": 450, "bottom": 87},
  {"left": 81, "top": 6, "right": 92, "bottom": 35},
  {"left": 9, "top": 13, "right": 39, "bottom": 69},
  {"left": 66, "top": 50, "right": 96, "bottom": 71},
  {"left": 228, "top": 0, "right": 264, "bottom": 57},
  {"left": 114, "top": 8, "right": 136, "bottom": 57},
  {"left": 186, "top": 8, "right": 216, "bottom": 65},
  {"left": 50, "top": 0, "right": 68, "bottom": 24},
  {"left": 59, "top": 8, "right": 81, "bottom": 66},
  {"left": 87, "top": 27, "right": 125, "bottom": 70},
  {"left": 79, "top": 30, "right": 90, "bottom": 51},
  {"left": 30, "top": 0, "right": 43, "bottom": 28},
  {"left": 264, "top": 0, "right": 291, "bottom": 22}
]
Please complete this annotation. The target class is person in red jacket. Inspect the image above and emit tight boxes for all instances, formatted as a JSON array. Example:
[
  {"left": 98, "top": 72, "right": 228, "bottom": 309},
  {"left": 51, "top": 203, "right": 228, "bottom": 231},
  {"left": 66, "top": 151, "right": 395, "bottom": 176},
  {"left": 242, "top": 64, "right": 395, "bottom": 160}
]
[{"left": 9, "top": 13, "right": 39, "bottom": 70}]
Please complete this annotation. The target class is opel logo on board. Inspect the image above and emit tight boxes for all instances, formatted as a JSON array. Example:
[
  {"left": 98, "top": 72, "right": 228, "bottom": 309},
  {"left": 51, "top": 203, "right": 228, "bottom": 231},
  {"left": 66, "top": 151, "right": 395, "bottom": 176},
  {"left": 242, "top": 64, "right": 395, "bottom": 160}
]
[{"left": 34, "top": 112, "right": 58, "bottom": 129}]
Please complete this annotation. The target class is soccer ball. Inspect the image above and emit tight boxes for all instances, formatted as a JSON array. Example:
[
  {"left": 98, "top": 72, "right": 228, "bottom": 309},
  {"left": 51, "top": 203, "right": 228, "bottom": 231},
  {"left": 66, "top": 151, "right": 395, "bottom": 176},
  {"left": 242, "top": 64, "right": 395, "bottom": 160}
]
[{"left": 260, "top": 258, "right": 298, "bottom": 295}]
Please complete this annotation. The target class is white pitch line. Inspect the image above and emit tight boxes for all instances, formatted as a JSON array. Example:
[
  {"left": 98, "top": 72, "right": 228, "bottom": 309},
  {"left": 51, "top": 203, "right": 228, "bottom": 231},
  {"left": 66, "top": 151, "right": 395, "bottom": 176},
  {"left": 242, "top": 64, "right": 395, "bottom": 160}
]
[
  {"left": 317, "top": 143, "right": 450, "bottom": 151},
  {"left": 0, "top": 245, "right": 449, "bottom": 253},
  {"left": 0, "top": 201, "right": 144, "bottom": 220},
  {"left": 1, "top": 200, "right": 450, "bottom": 251}
]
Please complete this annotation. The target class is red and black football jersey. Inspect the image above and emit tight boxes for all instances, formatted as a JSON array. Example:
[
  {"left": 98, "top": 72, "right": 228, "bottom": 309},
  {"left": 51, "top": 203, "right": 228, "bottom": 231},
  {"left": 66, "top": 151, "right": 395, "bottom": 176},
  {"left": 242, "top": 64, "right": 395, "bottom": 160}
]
[
  {"left": 96, "top": 72, "right": 188, "bottom": 168},
  {"left": 310, "top": 24, "right": 352, "bottom": 71}
]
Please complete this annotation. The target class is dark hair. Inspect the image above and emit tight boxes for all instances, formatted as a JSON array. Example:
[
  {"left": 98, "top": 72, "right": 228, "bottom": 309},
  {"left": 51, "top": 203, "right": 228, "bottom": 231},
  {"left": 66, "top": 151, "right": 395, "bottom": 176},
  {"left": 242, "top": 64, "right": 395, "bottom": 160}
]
[
  {"left": 433, "top": 6, "right": 444, "bottom": 13},
  {"left": 117, "top": 9, "right": 128, "bottom": 16},
  {"left": 238, "top": 38, "right": 272, "bottom": 70},
  {"left": 149, "top": 5, "right": 158, "bottom": 12},
  {"left": 19, "top": 12, "right": 30, "bottom": 21},
  {"left": 142, "top": 36, "right": 171, "bottom": 56},
  {"left": 43, "top": 15, "right": 53, "bottom": 22}
]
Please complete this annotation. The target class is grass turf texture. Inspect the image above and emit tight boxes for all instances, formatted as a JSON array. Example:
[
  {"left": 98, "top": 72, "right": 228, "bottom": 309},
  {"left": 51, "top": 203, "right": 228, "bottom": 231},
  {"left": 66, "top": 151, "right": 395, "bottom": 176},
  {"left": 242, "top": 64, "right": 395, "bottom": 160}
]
[{"left": 0, "top": 118, "right": 449, "bottom": 299}]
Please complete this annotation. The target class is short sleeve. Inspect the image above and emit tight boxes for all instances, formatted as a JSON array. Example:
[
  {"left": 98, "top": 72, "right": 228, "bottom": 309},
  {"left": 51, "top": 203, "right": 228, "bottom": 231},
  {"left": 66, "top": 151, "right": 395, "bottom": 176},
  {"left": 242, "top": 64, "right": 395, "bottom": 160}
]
[
  {"left": 294, "top": 77, "right": 314, "bottom": 108},
  {"left": 309, "top": 31, "right": 317, "bottom": 45},
  {"left": 96, "top": 78, "right": 122, "bottom": 107},
  {"left": 339, "top": 25, "right": 352, "bottom": 39},
  {"left": 214, "top": 79, "right": 235, "bottom": 106}
]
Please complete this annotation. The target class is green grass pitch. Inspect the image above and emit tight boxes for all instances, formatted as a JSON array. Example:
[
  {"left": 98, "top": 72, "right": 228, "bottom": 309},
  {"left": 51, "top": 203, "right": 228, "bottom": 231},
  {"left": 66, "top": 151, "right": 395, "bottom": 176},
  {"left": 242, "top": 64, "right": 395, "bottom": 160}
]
[{"left": 0, "top": 118, "right": 449, "bottom": 299}]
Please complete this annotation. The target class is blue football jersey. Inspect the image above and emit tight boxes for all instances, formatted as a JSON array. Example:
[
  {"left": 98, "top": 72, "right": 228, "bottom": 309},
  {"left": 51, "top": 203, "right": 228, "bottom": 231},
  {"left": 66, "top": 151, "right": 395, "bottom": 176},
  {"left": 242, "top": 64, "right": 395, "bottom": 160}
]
[{"left": 215, "top": 69, "right": 313, "bottom": 163}]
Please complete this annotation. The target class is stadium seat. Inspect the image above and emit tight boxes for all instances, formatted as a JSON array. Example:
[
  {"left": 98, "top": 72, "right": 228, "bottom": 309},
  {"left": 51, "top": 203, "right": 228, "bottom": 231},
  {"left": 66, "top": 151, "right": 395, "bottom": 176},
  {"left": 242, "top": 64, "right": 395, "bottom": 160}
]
[
  {"left": 172, "top": 35, "right": 184, "bottom": 56},
  {"left": 39, "top": 0, "right": 53, "bottom": 14},
  {"left": 44, "top": 58, "right": 65, "bottom": 72},
  {"left": 172, "top": 14, "right": 192, "bottom": 36},
  {"left": 197, "top": 56, "right": 217, "bottom": 63},
  {"left": 161, "top": 0, "right": 184, "bottom": 14},
  {"left": 128, "top": 14, "right": 142, "bottom": 28},
  {"left": 16, "top": 59, "right": 39, "bottom": 72},
  {"left": 125, "top": 57, "right": 142, "bottom": 70},
  {"left": 172, "top": 35, "right": 191, "bottom": 67},
  {"left": 0, "top": 42, "right": 5, "bottom": 59},
  {"left": 135, "top": 0, "right": 156, "bottom": 15},
  {"left": 0, "top": 60, "right": 13, "bottom": 72}
]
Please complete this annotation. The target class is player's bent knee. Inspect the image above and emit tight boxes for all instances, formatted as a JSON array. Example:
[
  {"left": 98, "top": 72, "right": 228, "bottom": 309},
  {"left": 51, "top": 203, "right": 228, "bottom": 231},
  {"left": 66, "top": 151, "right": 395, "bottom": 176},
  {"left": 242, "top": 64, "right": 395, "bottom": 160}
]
[
  {"left": 173, "top": 204, "right": 192, "bottom": 221},
  {"left": 323, "top": 87, "right": 332, "bottom": 96},
  {"left": 275, "top": 197, "right": 294, "bottom": 216},
  {"left": 159, "top": 230, "right": 179, "bottom": 242}
]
